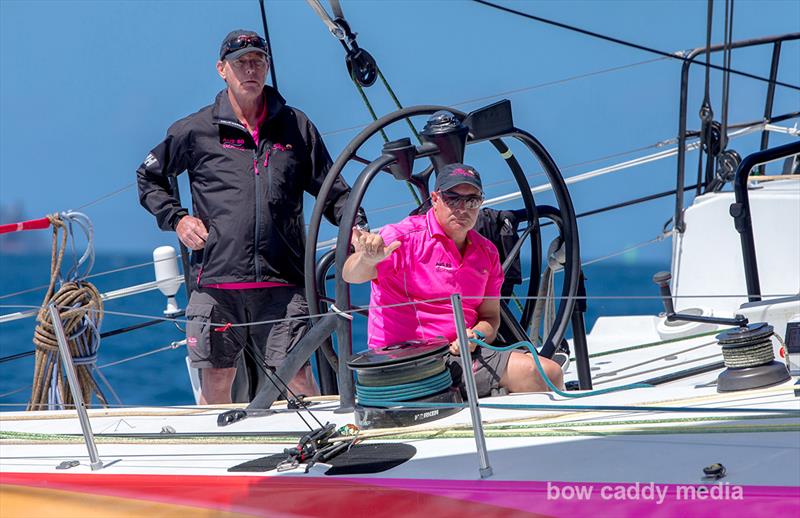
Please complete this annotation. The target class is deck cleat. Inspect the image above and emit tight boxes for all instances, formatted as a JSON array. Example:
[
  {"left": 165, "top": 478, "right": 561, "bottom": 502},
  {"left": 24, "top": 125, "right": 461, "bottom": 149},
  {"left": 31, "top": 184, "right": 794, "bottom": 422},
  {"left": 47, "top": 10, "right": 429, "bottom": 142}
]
[{"left": 702, "top": 462, "right": 727, "bottom": 480}]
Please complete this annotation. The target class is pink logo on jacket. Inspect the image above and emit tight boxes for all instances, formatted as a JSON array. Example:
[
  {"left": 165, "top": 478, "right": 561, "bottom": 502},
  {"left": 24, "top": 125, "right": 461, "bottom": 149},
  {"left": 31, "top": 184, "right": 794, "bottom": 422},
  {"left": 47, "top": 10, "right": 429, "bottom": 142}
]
[
  {"left": 222, "top": 137, "right": 247, "bottom": 150},
  {"left": 264, "top": 143, "right": 293, "bottom": 166}
]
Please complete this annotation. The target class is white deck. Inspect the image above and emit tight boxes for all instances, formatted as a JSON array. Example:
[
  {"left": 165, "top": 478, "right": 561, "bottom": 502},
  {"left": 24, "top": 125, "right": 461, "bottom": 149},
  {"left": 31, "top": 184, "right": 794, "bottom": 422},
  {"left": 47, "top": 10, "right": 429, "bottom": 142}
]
[{"left": 2, "top": 374, "right": 798, "bottom": 487}]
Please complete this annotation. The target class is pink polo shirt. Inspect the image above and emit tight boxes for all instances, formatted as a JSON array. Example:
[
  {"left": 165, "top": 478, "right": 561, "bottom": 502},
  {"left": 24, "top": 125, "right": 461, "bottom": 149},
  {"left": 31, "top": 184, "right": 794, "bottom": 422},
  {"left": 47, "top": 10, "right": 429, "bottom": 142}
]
[{"left": 367, "top": 209, "right": 504, "bottom": 349}]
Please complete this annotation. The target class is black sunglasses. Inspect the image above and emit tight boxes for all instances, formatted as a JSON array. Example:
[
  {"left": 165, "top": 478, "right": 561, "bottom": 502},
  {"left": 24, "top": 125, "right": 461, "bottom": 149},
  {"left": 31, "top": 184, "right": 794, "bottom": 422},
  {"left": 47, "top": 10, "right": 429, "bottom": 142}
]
[
  {"left": 438, "top": 191, "right": 484, "bottom": 210},
  {"left": 222, "top": 35, "right": 269, "bottom": 60}
]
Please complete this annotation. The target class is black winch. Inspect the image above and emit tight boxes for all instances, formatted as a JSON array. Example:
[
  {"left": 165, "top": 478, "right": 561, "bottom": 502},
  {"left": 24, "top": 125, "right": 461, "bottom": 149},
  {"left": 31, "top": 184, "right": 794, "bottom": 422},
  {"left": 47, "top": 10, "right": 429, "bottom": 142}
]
[
  {"left": 716, "top": 323, "right": 791, "bottom": 392},
  {"left": 347, "top": 338, "right": 463, "bottom": 429}
]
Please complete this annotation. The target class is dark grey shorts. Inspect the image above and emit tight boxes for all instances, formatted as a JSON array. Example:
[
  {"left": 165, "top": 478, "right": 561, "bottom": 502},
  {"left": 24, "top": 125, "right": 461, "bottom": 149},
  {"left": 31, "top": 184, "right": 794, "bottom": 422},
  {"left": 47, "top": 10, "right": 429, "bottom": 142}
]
[
  {"left": 446, "top": 347, "right": 512, "bottom": 398},
  {"left": 185, "top": 286, "right": 308, "bottom": 370}
]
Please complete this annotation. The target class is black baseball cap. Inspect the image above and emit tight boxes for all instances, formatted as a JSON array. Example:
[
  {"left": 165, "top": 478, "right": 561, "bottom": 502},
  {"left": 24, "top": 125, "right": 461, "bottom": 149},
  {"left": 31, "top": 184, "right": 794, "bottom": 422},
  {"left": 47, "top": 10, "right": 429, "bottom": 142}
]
[
  {"left": 434, "top": 163, "right": 483, "bottom": 193},
  {"left": 219, "top": 30, "right": 269, "bottom": 61}
]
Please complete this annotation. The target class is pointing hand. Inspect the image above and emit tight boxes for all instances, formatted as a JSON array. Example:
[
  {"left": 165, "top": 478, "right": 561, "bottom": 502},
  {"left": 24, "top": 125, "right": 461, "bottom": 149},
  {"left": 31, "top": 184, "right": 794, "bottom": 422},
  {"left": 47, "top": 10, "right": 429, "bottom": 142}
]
[{"left": 352, "top": 227, "right": 401, "bottom": 265}]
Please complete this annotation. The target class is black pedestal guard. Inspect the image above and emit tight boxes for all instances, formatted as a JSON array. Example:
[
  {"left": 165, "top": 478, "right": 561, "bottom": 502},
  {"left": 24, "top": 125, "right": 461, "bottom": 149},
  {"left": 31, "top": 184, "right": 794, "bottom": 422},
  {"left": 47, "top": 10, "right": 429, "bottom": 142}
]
[{"left": 243, "top": 312, "right": 339, "bottom": 412}]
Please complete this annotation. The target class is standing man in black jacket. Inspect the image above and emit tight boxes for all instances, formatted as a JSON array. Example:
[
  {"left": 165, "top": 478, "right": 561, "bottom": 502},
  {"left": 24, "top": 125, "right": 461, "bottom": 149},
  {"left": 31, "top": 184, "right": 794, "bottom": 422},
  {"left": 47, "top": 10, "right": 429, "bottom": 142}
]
[{"left": 137, "top": 30, "right": 362, "bottom": 404}]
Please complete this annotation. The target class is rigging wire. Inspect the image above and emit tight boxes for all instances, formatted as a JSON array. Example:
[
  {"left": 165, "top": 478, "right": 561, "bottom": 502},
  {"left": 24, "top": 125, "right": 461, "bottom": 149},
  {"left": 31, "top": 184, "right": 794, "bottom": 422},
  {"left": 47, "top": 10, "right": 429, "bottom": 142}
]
[
  {"left": 239, "top": 343, "right": 322, "bottom": 431},
  {"left": 580, "top": 234, "right": 669, "bottom": 268},
  {"left": 5, "top": 289, "right": 797, "bottom": 332},
  {"left": 74, "top": 184, "right": 135, "bottom": 211},
  {"left": 258, "top": 0, "right": 279, "bottom": 90},
  {"left": 697, "top": 0, "right": 716, "bottom": 192},
  {"left": 96, "top": 340, "right": 186, "bottom": 370},
  {"left": 307, "top": 0, "right": 422, "bottom": 205},
  {"left": 450, "top": 57, "right": 669, "bottom": 108},
  {"left": 0, "top": 119, "right": 792, "bottom": 304},
  {"left": 0, "top": 255, "right": 179, "bottom": 301},
  {"left": 0, "top": 121, "right": 780, "bottom": 303},
  {"left": 719, "top": 0, "right": 735, "bottom": 152},
  {"left": 320, "top": 56, "right": 673, "bottom": 139},
  {"left": 471, "top": 0, "right": 800, "bottom": 92}
]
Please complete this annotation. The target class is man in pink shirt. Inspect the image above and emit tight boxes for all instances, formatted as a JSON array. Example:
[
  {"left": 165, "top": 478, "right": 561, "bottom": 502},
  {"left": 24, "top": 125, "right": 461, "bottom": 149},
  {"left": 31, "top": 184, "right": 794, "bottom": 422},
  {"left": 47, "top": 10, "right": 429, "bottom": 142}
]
[{"left": 344, "top": 164, "right": 564, "bottom": 396}]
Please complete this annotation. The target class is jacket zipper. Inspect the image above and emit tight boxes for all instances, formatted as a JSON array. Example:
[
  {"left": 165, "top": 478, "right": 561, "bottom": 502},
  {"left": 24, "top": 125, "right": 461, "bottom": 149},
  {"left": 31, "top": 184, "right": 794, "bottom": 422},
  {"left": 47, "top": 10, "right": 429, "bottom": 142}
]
[
  {"left": 253, "top": 147, "right": 262, "bottom": 280},
  {"left": 218, "top": 119, "right": 262, "bottom": 282}
]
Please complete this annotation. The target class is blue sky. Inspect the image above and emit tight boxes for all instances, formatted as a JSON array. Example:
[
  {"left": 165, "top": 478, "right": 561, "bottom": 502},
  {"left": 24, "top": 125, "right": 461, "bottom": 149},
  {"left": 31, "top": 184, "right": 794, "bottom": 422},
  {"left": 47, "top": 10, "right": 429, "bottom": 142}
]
[{"left": 1, "top": 0, "right": 798, "bottom": 263}]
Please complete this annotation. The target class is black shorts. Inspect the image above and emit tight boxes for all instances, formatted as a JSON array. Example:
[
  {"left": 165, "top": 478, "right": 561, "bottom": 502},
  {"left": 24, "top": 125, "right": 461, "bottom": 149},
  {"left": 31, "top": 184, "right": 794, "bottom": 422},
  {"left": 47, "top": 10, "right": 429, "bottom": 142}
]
[
  {"left": 446, "top": 347, "right": 512, "bottom": 398},
  {"left": 185, "top": 286, "right": 308, "bottom": 370}
]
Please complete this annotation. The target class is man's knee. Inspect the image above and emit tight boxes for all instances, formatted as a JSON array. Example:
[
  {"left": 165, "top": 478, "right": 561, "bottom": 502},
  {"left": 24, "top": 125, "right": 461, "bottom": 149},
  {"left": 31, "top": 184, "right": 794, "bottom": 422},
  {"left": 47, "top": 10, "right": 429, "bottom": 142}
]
[
  {"left": 200, "top": 367, "right": 237, "bottom": 404},
  {"left": 539, "top": 357, "right": 564, "bottom": 390},
  {"left": 501, "top": 352, "right": 537, "bottom": 392},
  {"left": 503, "top": 352, "right": 564, "bottom": 393}
]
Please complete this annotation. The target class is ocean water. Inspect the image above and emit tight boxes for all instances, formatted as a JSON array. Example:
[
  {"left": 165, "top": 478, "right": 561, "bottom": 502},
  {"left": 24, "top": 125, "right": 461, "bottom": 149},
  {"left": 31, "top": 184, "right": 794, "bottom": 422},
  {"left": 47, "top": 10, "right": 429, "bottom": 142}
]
[{"left": 0, "top": 253, "right": 667, "bottom": 410}]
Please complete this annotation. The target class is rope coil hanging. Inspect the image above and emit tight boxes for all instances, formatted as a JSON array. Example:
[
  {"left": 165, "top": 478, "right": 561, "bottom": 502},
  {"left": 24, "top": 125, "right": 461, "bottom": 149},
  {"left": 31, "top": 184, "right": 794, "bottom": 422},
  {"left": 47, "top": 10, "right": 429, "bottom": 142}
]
[{"left": 28, "top": 213, "right": 107, "bottom": 411}]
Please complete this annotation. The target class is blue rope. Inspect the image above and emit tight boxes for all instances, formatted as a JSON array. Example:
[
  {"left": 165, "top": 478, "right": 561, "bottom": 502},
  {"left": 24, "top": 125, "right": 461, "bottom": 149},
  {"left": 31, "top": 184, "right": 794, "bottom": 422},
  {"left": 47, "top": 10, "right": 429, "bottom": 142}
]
[
  {"left": 469, "top": 331, "right": 651, "bottom": 398},
  {"left": 355, "top": 369, "right": 453, "bottom": 407}
]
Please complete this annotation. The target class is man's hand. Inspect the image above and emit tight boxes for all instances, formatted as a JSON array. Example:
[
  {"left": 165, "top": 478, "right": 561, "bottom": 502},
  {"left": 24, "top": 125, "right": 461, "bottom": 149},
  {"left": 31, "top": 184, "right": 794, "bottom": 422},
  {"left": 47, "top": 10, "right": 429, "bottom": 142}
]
[
  {"left": 449, "top": 328, "right": 478, "bottom": 356},
  {"left": 351, "top": 227, "right": 400, "bottom": 265},
  {"left": 176, "top": 215, "right": 208, "bottom": 250}
]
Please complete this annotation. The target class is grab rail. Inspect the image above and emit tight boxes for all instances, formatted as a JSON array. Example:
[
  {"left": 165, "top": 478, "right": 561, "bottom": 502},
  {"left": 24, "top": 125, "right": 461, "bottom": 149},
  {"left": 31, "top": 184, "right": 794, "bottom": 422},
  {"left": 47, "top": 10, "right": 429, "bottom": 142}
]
[{"left": 730, "top": 140, "right": 800, "bottom": 302}]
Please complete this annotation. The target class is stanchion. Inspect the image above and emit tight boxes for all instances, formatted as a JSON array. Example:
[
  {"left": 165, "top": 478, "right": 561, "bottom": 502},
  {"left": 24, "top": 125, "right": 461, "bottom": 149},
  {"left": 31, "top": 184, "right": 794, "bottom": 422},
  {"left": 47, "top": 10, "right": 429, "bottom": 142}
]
[
  {"left": 48, "top": 303, "right": 103, "bottom": 470},
  {"left": 450, "top": 293, "right": 493, "bottom": 478}
]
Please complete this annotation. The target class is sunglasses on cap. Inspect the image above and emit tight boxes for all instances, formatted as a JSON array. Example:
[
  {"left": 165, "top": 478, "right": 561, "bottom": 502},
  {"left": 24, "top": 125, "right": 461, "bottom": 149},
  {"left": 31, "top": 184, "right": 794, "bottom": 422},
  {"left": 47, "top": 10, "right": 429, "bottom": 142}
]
[
  {"left": 222, "top": 35, "right": 269, "bottom": 60},
  {"left": 438, "top": 190, "right": 484, "bottom": 210}
]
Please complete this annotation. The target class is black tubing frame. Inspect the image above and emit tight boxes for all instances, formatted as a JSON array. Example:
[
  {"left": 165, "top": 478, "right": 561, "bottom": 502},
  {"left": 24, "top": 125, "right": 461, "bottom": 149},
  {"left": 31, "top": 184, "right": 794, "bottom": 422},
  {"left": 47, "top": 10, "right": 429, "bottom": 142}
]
[
  {"left": 731, "top": 140, "right": 800, "bottom": 303},
  {"left": 674, "top": 32, "right": 799, "bottom": 233}
]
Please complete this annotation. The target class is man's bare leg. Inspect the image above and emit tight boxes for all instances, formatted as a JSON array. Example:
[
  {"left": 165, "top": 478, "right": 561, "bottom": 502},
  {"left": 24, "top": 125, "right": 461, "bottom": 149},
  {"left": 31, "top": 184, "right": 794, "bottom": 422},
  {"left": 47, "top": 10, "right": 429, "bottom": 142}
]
[
  {"left": 287, "top": 364, "right": 320, "bottom": 396},
  {"left": 500, "top": 351, "right": 564, "bottom": 393},
  {"left": 199, "top": 367, "right": 237, "bottom": 404}
]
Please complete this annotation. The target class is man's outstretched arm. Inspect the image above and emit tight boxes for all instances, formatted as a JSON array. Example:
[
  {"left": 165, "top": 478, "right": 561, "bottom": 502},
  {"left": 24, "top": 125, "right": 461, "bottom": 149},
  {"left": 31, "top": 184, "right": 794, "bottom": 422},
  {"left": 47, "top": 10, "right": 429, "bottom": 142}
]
[{"left": 342, "top": 228, "right": 400, "bottom": 284}]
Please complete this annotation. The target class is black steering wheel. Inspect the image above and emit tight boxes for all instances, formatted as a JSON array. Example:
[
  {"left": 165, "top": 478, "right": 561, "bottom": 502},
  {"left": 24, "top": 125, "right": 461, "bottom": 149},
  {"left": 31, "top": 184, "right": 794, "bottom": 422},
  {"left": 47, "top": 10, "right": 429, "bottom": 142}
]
[{"left": 304, "top": 104, "right": 581, "bottom": 405}]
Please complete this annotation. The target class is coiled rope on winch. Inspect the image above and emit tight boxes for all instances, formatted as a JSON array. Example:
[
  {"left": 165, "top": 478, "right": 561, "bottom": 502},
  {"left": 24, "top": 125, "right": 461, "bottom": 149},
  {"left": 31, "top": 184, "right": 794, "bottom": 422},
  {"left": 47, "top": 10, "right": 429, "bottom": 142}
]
[
  {"left": 28, "top": 212, "right": 107, "bottom": 411},
  {"left": 356, "top": 370, "right": 453, "bottom": 407},
  {"left": 353, "top": 351, "right": 455, "bottom": 407},
  {"left": 718, "top": 324, "right": 776, "bottom": 369}
]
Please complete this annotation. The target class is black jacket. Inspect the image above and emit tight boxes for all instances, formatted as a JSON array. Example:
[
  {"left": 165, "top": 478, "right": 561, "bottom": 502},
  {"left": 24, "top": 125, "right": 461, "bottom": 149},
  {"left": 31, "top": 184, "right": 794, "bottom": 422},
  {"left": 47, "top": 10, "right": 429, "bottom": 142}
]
[{"left": 137, "top": 86, "right": 360, "bottom": 286}]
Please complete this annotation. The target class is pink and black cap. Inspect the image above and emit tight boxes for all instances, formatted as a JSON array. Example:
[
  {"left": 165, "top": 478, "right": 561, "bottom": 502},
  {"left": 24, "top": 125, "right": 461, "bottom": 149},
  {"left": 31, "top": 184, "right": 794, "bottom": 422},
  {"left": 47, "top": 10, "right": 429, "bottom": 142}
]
[
  {"left": 434, "top": 163, "right": 483, "bottom": 193},
  {"left": 219, "top": 30, "right": 270, "bottom": 61}
]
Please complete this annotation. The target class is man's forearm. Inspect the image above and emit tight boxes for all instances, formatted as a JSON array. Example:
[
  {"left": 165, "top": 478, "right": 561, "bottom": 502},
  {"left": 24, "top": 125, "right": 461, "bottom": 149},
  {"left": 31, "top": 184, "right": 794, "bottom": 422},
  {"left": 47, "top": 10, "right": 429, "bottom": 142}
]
[
  {"left": 472, "top": 299, "right": 501, "bottom": 344},
  {"left": 471, "top": 319, "right": 498, "bottom": 343},
  {"left": 342, "top": 252, "right": 379, "bottom": 284}
]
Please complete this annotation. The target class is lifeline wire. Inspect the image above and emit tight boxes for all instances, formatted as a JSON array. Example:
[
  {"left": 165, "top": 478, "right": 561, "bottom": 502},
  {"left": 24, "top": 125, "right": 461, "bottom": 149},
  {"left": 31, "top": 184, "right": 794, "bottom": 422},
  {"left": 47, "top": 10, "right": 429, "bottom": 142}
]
[
  {"left": 0, "top": 254, "right": 178, "bottom": 301},
  {"left": 2, "top": 290, "right": 797, "bottom": 331}
]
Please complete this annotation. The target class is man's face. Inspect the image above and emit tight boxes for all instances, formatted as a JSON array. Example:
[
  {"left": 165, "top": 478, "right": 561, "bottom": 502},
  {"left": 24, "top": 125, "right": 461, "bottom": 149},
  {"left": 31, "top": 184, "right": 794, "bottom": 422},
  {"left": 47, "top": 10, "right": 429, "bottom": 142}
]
[
  {"left": 431, "top": 184, "right": 483, "bottom": 237},
  {"left": 216, "top": 52, "right": 268, "bottom": 99}
]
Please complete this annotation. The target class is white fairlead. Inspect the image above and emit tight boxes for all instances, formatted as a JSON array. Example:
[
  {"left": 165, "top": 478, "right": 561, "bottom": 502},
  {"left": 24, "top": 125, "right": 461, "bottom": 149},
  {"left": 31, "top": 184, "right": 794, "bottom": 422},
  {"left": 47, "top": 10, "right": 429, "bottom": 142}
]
[{"left": 330, "top": 303, "right": 354, "bottom": 320}]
